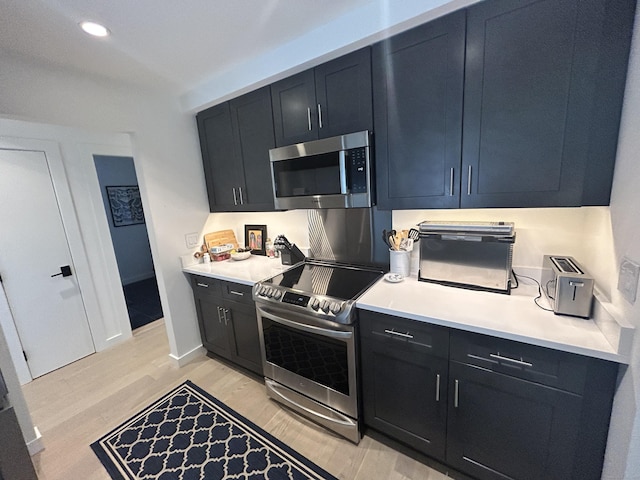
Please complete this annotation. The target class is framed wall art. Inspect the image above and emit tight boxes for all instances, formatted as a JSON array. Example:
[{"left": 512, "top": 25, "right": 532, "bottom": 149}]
[
  {"left": 106, "top": 185, "right": 145, "bottom": 227},
  {"left": 244, "top": 224, "right": 266, "bottom": 256}
]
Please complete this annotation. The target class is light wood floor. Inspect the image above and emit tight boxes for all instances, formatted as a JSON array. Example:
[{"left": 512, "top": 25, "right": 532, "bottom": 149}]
[{"left": 22, "top": 319, "right": 453, "bottom": 480}]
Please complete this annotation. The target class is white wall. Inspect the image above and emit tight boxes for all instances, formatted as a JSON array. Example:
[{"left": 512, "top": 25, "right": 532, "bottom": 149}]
[
  {"left": 600, "top": 5, "right": 640, "bottom": 478},
  {"left": 0, "top": 52, "right": 209, "bottom": 367}
]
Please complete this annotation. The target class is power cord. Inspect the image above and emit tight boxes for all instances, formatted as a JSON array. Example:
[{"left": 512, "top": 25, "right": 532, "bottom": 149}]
[{"left": 512, "top": 271, "right": 554, "bottom": 312}]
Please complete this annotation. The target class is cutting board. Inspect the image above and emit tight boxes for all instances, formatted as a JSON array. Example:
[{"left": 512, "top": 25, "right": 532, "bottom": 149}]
[{"left": 204, "top": 230, "right": 239, "bottom": 251}]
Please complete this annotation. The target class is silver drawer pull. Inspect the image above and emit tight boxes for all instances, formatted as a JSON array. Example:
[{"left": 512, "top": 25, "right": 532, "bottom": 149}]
[
  {"left": 435, "top": 374, "right": 441, "bottom": 402},
  {"left": 196, "top": 283, "right": 209, "bottom": 288},
  {"left": 454, "top": 379, "right": 459, "bottom": 408},
  {"left": 229, "top": 290, "right": 244, "bottom": 296},
  {"left": 383, "top": 329, "right": 414, "bottom": 339},
  {"left": 489, "top": 353, "right": 533, "bottom": 368}
]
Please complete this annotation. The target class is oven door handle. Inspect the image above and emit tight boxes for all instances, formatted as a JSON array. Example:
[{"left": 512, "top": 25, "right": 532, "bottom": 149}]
[{"left": 258, "top": 307, "right": 353, "bottom": 340}]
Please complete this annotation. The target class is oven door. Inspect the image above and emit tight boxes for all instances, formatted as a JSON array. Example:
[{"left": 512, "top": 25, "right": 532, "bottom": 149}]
[{"left": 256, "top": 304, "right": 358, "bottom": 419}]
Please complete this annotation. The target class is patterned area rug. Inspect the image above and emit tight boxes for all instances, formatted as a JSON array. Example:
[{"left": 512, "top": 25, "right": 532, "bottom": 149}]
[{"left": 91, "top": 381, "right": 337, "bottom": 480}]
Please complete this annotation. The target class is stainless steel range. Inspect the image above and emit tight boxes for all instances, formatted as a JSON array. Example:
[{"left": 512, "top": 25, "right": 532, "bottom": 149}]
[{"left": 253, "top": 259, "right": 383, "bottom": 443}]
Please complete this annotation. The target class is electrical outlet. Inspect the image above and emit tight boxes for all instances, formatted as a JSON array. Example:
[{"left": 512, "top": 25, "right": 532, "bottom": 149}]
[
  {"left": 618, "top": 256, "right": 640, "bottom": 304},
  {"left": 185, "top": 232, "right": 200, "bottom": 249}
]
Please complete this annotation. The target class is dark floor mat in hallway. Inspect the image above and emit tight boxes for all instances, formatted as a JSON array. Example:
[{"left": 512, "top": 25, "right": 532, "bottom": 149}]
[{"left": 123, "top": 277, "right": 163, "bottom": 330}]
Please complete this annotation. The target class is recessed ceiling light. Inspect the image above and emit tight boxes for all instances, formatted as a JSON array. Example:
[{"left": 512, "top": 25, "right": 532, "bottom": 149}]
[{"left": 80, "top": 21, "right": 110, "bottom": 37}]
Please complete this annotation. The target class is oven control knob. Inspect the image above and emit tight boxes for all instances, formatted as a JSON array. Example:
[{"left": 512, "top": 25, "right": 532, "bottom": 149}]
[
  {"left": 273, "top": 289, "right": 282, "bottom": 300},
  {"left": 310, "top": 298, "right": 320, "bottom": 310},
  {"left": 320, "top": 300, "right": 330, "bottom": 312},
  {"left": 267, "top": 287, "right": 275, "bottom": 298},
  {"left": 329, "top": 302, "right": 342, "bottom": 314}
]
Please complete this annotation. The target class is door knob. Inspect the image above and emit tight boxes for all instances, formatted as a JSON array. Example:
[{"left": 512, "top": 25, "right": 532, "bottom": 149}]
[{"left": 51, "top": 265, "right": 72, "bottom": 278}]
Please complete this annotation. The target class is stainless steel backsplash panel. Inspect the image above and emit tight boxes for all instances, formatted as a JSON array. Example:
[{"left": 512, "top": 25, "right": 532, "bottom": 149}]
[{"left": 308, "top": 208, "right": 391, "bottom": 268}]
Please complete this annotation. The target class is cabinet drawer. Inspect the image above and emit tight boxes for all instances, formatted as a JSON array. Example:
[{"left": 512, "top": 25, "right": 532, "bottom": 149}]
[
  {"left": 450, "top": 330, "right": 588, "bottom": 394},
  {"left": 359, "top": 310, "right": 449, "bottom": 359},
  {"left": 221, "top": 281, "right": 253, "bottom": 304},
  {"left": 190, "top": 275, "right": 221, "bottom": 297}
]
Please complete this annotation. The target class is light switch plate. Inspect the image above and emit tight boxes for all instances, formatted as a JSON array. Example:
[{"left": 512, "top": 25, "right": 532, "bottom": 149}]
[
  {"left": 185, "top": 232, "right": 200, "bottom": 249},
  {"left": 618, "top": 256, "right": 639, "bottom": 304}
]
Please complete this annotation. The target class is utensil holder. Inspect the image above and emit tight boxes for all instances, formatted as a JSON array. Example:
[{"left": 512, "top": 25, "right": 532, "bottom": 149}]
[{"left": 389, "top": 249, "right": 410, "bottom": 277}]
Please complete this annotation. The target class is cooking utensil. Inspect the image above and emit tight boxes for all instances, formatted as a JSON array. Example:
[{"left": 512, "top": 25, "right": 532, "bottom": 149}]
[
  {"left": 408, "top": 228, "right": 420, "bottom": 241},
  {"left": 383, "top": 229, "right": 396, "bottom": 250}
]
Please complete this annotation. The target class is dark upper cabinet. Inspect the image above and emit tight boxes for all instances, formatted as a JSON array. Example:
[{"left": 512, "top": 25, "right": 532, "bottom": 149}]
[
  {"left": 197, "top": 102, "right": 239, "bottom": 211},
  {"left": 374, "top": 0, "right": 634, "bottom": 210},
  {"left": 271, "top": 47, "right": 373, "bottom": 146},
  {"left": 196, "top": 86, "right": 276, "bottom": 212},
  {"left": 461, "top": 0, "right": 634, "bottom": 208},
  {"left": 373, "top": 11, "right": 466, "bottom": 210}
]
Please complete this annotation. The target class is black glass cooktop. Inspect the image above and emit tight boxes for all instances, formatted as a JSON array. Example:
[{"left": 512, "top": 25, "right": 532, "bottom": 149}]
[{"left": 265, "top": 261, "right": 383, "bottom": 301}]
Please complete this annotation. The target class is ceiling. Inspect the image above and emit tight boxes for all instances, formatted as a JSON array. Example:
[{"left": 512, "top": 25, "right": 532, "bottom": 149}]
[{"left": 0, "top": 0, "right": 389, "bottom": 94}]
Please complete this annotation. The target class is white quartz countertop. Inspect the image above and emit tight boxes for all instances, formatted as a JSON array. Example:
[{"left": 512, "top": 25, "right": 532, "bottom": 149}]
[
  {"left": 182, "top": 256, "right": 632, "bottom": 364},
  {"left": 357, "top": 275, "right": 631, "bottom": 363},
  {"left": 182, "top": 255, "right": 291, "bottom": 286}
]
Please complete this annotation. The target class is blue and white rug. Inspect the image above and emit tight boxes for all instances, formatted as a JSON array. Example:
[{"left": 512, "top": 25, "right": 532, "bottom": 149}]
[{"left": 91, "top": 380, "right": 337, "bottom": 480}]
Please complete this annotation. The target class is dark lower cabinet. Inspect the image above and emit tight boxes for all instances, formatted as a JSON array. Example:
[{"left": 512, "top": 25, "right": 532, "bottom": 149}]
[
  {"left": 190, "top": 275, "right": 262, "bottom": 376},
  {"left": 446, "top": 362, "right": 582, "bottom": 480},
  {"left": 360, "top": 310, "right": 449, "bottom": 460},
  {"left": 359, "top": 310, "right": 619, "bottom": 480}
]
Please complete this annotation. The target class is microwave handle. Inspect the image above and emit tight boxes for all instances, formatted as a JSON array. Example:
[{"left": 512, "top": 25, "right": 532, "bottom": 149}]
[{"left": 339, "top": 150, "right": 348, "bottom": 194}]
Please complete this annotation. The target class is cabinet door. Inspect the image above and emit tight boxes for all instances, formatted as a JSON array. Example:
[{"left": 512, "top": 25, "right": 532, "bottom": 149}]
[
  {"left": 462, "top": 0, "right": 605, "bottom": 208},
  {"left": 194, "top": 296, "right": 230, "bottom": 358},
  {"left": 230, "top": 87, "right": 276, "bottom": 211},
  {"left": 271, "top": 69, "right": 317, "bottom": 146},
  {"left": 196, "top": 102, "right": 242, "bottom": 211},
  {"left": 446, "top": 362, "right": 583, "bottom": 480},
  {"left": 315, "top": 47, "right": 373, "bottom": 139},
  {"left": 361, "top": 337, "right": 448, "bottom": 460},
  {"left": 360, "top": 311, "right": 449, "bottom": 460},
  {"left": 224, "top": 300, "right": 263, "bottom": 376},
  {"left": 373, "top": 11, "right": 465, "bottom": 210}
]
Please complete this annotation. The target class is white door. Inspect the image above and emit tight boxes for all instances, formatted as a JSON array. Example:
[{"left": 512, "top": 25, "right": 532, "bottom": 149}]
[{"left": 0, "top": 148, "right": 95, "bottom": 378}]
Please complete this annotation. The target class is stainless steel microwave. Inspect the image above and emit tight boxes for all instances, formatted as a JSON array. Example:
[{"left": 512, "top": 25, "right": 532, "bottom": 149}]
[{"left": 269, "top": 131, "right": 374, "bottom": 209}]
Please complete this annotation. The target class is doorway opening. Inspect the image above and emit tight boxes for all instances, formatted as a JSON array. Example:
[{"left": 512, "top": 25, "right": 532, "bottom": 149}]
[{"left": 93, "top": 155, "right": 163, "bottom": 330}]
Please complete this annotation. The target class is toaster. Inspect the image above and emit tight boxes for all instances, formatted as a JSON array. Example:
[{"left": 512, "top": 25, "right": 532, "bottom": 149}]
[{"left": 542, "top": 255, "right": 594, "bottom": 318}]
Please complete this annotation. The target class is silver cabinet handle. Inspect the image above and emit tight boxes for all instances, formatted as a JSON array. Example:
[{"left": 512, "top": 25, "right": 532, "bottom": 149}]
[
  {"left": 454, "top": 379, "right": 459, "bottom": 408},
  {"left": 449, "top": 167, "right": 454, "bottom": 196},
  {"left": 223, "top": 308, "right": 230, "bottom": 325},
  {"left": 318, "top": 104, "right": 323, "bottom": 129},
  {"left": 229, "top": 290, "right": 244, "bottom": 297},
  {"left": 383, "top": 329, "right": 414, "bottom": 339},
  {"left": 307, "top": 107, "right": 312, "bottom": 131},
  {"left": 238, "top": 186, "right": 244, "bottom": 205},
  {"left": 196, "top": 282, "right": 209, "bottom": 288},
  {"left": 489, "top": 353, "right": 533, "bottom": 367},
  {"left": 216, "top": 306, "right": 223, "bottom": 324},
  {"left": 232, "top": 187, "right": 238, "bottom": 205},
  {"left": 467, "top": 165, "right": 472, "bottom": 195},
  {"left": 435, "top": 374, "right": 441, "bottom": 402}
]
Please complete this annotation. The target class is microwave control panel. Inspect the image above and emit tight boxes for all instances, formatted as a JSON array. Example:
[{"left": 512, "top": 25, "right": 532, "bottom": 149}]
[{"left": 347, "top": 147, "right": 368, "bottom": 193}]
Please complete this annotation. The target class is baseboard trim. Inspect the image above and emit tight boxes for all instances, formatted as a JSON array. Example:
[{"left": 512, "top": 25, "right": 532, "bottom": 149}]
[
  {"left": 27, "top": 426, "right": 44, "bottom": 455},
  {"left": 168, "top": 345, "right": 206, "bottom": 368}
]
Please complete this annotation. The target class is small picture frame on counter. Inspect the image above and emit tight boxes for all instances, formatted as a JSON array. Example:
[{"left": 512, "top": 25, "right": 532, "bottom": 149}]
[{"left": 245, "top": 224, "right": 267, "bottom": 256}]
